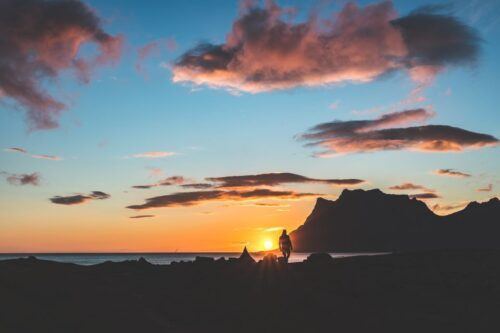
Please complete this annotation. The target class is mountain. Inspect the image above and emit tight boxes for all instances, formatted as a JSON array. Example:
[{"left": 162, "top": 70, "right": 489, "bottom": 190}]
[{"left": 289, "top": 189, "right": 499, "bottom": 252}]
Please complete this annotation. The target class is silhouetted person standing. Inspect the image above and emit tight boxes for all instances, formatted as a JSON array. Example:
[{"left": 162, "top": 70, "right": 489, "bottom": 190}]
[{"left": 279, "top": 229, "right": 293, "bottom": 262}]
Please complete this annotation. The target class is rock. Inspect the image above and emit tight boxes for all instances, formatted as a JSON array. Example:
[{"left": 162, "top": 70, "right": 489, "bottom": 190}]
[
  {"left": 238, "top": 246, "right": 256, "bottom": 264},
  {"left": 137, "top": 257, "right": 149, "bottom": 265},
  {"left": 305, "top": 253, "right": 333, "bottom": 264},
  {"left": 261, "top": 253, "right": 277, "bottom": 264},
  {"left": 195, "top": 256, "right": 215, "bottom": 264}
]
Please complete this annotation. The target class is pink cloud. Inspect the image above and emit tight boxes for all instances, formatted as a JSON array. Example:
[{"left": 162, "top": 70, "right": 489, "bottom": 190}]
[
  {"left": 130, "top": 151, "right": 176, "bottom": 159},
  {"left": 173, "top": 1, "right": 479, "bottom": 93},
  {"left": 0, "top": 0, "right": 123, "bottom": 130}
]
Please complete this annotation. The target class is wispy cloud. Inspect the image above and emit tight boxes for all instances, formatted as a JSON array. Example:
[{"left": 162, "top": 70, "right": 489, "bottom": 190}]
[
  {"left": 136, "top": 38, "right": 177, "bottom": 76},
  {"left": 173, "top": 1, "right": 479, "bottom": 93},
  {"left": 0, "top": 0, "right": 122, "bottom": 130},
  {"left": 50, "top": 191, "right": 110, "bottom": 205},
  {"left": 432, "top": 202, "right": 468, "bottom": 213},
  {"left": 129, "top": 151, "right": 176, "bottom": 159},
  {"left": 260, "top": 226, "right": 285, "bottom": 233},
  {"left": 5, "top": 147, "right": 62, "bottom": 161},
  {"left": 129, "top": 215, "right": 155, "bottom": 219},
  {"left": 389, "top": 182, "right": 434, "bottom": 192},
  {"left": 434, "top": 169, "right": 471, "bottom": 178},
  {"left": 132, "top": 176, "right": 186, "bottom": 189},
  {"left": 477, "top": 184, "right": 493, "bottom": 192}
]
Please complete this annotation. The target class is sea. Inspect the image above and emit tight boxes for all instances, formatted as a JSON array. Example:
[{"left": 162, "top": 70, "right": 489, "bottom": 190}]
[{"left": 0, "top": 252, "right": 379, "bottom": 266}]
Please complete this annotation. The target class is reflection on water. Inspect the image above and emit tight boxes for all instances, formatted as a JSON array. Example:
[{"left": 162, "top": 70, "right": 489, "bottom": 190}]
[{"left": 0, "top": 252, "right": 383, "bottom": 266}]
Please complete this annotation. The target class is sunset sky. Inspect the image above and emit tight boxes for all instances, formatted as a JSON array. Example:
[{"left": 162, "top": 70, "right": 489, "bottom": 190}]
[{"left": 0, "top": 0, "right": 498, "bottom": 253}]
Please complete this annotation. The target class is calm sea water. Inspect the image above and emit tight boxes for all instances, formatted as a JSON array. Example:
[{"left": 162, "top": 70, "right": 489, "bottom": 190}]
[{"left": 0, "top": 252, "right": 379, "bottom": 266}]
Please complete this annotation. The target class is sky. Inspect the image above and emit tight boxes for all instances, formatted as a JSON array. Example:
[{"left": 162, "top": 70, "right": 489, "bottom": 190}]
[{"left": 0, "top": 0, "right": 499, "bottom": 253}]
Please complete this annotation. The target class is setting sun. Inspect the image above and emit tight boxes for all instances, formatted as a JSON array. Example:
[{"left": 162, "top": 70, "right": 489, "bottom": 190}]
[{"left": 264, "top": 240, "right": 273, "bottom": 251}]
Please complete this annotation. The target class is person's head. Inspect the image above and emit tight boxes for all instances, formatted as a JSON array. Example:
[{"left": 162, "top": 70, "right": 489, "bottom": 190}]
[{"left": 282, "top": 229, "right": 287, "bottom": 236}]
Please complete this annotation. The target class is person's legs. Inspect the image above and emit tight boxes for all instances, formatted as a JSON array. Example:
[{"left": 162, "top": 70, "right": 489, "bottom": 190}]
[{"left": 285, "top": 249, "right": 290, "bottom": 262}]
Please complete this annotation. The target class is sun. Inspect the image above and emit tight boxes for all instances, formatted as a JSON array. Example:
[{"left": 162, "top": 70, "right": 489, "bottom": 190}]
[{"left": 264, "top": 239, "right": 273, "bottom": 251}]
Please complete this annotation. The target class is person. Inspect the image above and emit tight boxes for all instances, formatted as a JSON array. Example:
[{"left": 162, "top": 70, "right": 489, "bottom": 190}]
[{"left": 279, "top": 229, "right": 293, "bottom": 262}]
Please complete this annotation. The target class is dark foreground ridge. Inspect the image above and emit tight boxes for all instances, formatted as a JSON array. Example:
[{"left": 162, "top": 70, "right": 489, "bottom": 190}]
[
  {"left": 290, "top": 189, "right": 499, "bottom": 252},
  {"left": 1, "top": 250, "right": 500, "bottom": 333}
]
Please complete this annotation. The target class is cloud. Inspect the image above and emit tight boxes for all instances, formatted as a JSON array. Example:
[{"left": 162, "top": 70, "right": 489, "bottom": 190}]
[
  {"left": 247, "top": 203, "right": 290, "bottom": 208},
  {"left": 1, "top": 171, "right": 40, "bottom": 186},
  {"left": 299, "top": 109, "right": 498, "bottom": 156},
  {"left": 130, "top": 151, "right": 176, "bottom": 158},
  {"left": 261, "top": 226, "right": 285, "bottom": 232},
  {"left": 409, "top": 192, "right": 440, "bottom": 200},
  {"left": 206, "top": 172, "right": 364, "bottom": 188},
  {"left": 172, "top": 1, "right": 479, "bottom": 93},
  {"left": 0, "top": 0, "right": 123, "bottom": 130},
  {"left": 477, "top": 184, "right": 493, "bottom": 192},
  {"left": 129, "top": 215, "right": 155, "bottom": 219},
  {"left": 5, "top": 147, "right": 62, "bottom": 160},
  {"left": 136, "top": 38, "right": 177, "bottom": 76},
  {"left": 434, "top": 169, "right": 471, "bottom": 178},
  {"left": 181, "top": 183, "right": 214, "bottom": 189},
  {"left": 389, "top": 182, "right": 434, "bottom": 192},
  {"left": 132, "top": 176, "right": 186, "bottom": 189},
  {"left": 132, "top": 185, "right": 156, "bottom": 189},
  {"left": 5, "top": 147, "right": 27, "bottom": 154},
  {"left": 50, "top": 191, "right": 110, "bottom": 205},
  {"left": 136, "top": 41, "right": 161, "bottom": 74},
  {"left": 432, "top": 202, "right": 467, "bottom": 213},
  {"left": 127, "top": 188, "right": 317, "bottom": 210}
]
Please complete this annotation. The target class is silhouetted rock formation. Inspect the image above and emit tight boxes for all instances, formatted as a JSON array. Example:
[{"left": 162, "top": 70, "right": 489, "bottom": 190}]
[
  {"left": 304, "top": 253, "right": 334, "bottom": 265},
  {"left": 290, "top": 189, "right": 499, "bottom": 252},
  {"left": 238, "top": 246, "right": 256, "bottom": 264},
  {"left": 2, "top": 250, "right": 500, "bottom": 332}
]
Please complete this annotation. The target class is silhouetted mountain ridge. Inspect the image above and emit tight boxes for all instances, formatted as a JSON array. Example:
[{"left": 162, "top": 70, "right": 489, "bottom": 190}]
[{"left": 290, "top": 189, "right": 499, "bottom": 252}]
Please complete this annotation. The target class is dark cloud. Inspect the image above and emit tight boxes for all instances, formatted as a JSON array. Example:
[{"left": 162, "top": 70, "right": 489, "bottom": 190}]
[
  {"left": 129, "top": 215, "right": 155, "bottom": 219},
  {"left": 132, "top": 185, "right": 155, "bottom": 189},
  {"left": 0, "top": 0, "right": 123, "bottom": 130},
  {"left": 391, "top": 6, "right": 480, "bottom": 67},
  {"left": 434, "top": 169, "right": 471, "bottom": 178},
  {"left": 50, "top": 191, "right": 110, "bottom": 205},
  {"left": 409, "top": 192, "right": 440, "bottom": 200},
  {"left": 5, "top": 147, "right": 27, "bottom": 154},
  {"left": 477, "top": 184, "right": 493, "bottom": 192},
  {"left": 389, "top": 182, "right": 433, "bottom": 192},
  {"left": 172, "top": 1, "right": 480, "bottom": 92},
  {"left": 181, "top": 183, "right": 214, "bottom": 189},
  {"left": 1, "top": 171, "right": 40, "bottom": 186},
  {"left": 132, "top": 176, "right": 186, "bottom": 189},
  {"left": 299, "top": 109, "right": 498, "bottom": 156},
  {"left": 206, "top": 172, "right": 364, "bottom": 188},
  {"left": 127, "top": 189, "right": 317, "bottom": 210}
]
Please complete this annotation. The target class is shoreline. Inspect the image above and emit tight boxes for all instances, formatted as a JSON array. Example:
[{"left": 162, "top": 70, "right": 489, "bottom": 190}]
[{"left": 2, "top": 249, "right": 500, "bottom": 332}]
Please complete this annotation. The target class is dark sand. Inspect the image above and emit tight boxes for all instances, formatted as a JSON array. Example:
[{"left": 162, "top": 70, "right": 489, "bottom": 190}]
[{"left": 1, "top": 250, "right": 499, "bottom": 332}]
